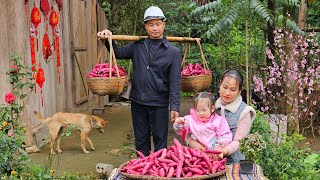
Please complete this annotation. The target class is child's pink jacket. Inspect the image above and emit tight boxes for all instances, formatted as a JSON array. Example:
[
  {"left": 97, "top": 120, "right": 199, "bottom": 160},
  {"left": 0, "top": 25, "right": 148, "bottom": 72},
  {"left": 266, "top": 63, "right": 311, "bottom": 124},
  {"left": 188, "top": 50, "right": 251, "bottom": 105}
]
[{"left": 174, "top": 108, "right": 232, "bottom": 149}]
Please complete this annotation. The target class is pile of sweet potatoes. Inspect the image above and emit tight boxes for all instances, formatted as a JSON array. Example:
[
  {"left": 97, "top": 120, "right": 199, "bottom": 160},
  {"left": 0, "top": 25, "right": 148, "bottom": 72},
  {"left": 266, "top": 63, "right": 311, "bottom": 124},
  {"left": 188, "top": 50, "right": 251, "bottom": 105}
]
[
  {"left": 86, "top": 63, "right": 127, "bottom": 78},
  {"left": 181, "top": 63, "right": 211, "bottom": 76},
  {"left": 120, "top": 138, "right": 226, "bottom": 178}
]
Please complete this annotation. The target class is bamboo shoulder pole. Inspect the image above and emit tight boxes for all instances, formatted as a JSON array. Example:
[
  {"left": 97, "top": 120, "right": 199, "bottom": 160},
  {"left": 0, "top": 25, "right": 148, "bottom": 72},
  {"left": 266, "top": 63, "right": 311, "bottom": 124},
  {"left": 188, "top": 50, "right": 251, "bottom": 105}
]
[{"left": 111, "top": 35, "right": 201, "bottom": 42}]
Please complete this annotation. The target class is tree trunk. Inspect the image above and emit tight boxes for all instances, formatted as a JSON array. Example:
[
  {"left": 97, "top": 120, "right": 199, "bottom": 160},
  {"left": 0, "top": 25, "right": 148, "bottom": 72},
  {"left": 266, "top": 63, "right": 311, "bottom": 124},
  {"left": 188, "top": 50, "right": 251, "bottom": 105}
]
[
  {"left": 281, "top": 4, "right": 301, "bottom": 135},
  {"left": 266, "top": 0, "right": 275, "bottom": 66},
  {"left": 298, "top": 0, "right": 308, "bottom": 29}
]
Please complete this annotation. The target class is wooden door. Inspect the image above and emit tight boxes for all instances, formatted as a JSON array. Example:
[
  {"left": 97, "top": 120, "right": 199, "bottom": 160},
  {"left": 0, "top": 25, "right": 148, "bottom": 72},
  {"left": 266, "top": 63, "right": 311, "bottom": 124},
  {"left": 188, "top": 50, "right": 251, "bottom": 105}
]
[{"left": 69, "top": 0, "right": 89, "bottom": 105}]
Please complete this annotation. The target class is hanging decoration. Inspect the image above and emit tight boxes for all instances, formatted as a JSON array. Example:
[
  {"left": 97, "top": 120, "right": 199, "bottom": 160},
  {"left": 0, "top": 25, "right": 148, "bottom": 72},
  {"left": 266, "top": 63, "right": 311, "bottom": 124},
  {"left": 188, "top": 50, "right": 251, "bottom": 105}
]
[
  {"left": 49, "top": 8, "right": 61, "bottom": 83},
  {"left": 40, "top": 0, "right": 50, "bottom": 15},
  {"left": 30, "top": 3, "right": 41, "bottom": 93},
  {"left": 31, "top": 5, "right": 41, "bottom": 34},
  {"left": 42, "top": 33, "right": 52, "bottom": 61},
  {"left": 30, "top": 28, "right": 37, "bottom": 72},
  {"left": 55, "top": 28, "right": 61, "bottom": 83},
  {"left": 36, "top": 67, "right": 46, "bottom": 106},
  {"left": 56, "top": 0, "right": 63, "bottom": 11},
  {"left": 31, "top": 5, "right": 41, "bottom": 51},
  {"left": 40, "top": 0, "right": 52, "bottom": 62},
  {"left": 49, "top": 10, "right": 59, "bottom": 39}
]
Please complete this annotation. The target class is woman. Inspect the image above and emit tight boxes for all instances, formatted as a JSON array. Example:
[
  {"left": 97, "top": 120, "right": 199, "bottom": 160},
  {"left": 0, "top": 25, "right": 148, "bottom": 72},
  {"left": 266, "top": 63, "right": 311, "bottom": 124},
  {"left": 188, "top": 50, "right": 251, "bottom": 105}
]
[{"left": 187, "top": 70, "right": 256, "bottom": 163}]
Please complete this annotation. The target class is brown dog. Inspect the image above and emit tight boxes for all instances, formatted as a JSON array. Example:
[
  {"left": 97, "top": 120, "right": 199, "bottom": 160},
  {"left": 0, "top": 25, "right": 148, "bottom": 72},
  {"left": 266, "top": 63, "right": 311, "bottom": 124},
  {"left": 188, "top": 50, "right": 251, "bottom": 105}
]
[{"left": 34, "top": 111, "right": 107, "bottom": 154}]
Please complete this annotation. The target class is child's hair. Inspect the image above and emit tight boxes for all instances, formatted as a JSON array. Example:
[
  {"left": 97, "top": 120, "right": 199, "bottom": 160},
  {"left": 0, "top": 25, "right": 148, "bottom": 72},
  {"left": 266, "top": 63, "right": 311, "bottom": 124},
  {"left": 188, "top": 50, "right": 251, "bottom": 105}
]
[
  {"left": 221, "top": 69, "right": 243, "bottom": 90},
  {"left": 194, "top": 91, "right": 215, "bottom": 109}
]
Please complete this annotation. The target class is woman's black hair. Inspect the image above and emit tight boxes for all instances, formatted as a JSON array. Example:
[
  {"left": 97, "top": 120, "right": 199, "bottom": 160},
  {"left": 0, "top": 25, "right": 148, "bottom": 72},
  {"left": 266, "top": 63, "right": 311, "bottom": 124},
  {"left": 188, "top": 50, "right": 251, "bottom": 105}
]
[
  {"left": 194, "top": 91, "right": 215, "bottom": 109},
  {"left": 220, "top": 69, "right": 243, "bottom": 90}
]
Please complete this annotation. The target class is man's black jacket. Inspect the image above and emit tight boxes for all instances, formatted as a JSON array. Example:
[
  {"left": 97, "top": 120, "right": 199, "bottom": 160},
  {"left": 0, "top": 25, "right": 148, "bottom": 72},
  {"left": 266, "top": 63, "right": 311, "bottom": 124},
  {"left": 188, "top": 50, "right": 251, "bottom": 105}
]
[{"left": 105, "top": 37, "right": 182, "bottom": 112}]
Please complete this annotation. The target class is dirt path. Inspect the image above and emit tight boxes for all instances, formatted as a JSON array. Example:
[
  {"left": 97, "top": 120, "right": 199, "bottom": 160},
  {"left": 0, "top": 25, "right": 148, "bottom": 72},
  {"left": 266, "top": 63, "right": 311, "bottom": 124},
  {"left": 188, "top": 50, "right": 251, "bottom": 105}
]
[{"left": 28, "top": 99, "right": 193, "bottom": 177}]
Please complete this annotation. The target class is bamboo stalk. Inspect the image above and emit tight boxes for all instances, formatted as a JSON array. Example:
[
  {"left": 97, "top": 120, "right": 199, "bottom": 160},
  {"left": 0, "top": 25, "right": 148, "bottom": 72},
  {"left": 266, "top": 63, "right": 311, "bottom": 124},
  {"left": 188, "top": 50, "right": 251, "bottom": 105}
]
[{"left": 110, "top": 35, "right": 201, "bottom": 42}]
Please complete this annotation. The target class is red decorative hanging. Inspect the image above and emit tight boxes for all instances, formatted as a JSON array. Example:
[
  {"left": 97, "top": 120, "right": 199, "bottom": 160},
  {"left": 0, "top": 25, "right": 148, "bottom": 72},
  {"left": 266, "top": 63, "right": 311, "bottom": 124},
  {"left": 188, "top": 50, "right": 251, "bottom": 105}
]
[
  {"left": 40, "top": 0, "right": 50, "bottom": 15},
  {"left": 49, "top": 10, "right": 59, "bottom": 50},
  {"left": 55, "top": 29, "right": 61, "bottom": 83},
  {"left": 56, "top": 0, "right": 63, "bottom": 11},
  {"left": 31, "top": 6, "right": 41, "bottom": 35},
  {"left": 49, "top": 10, "right": 59, "bottom": 34},
  {"left": 31, "top": 5, "right": 41, "bottom": 52},
  {"left": 36, "top": 67, "right": 46, "bottom": 106},
  {"left": 36, "top": 68, "right": 45, "bottom": 88},
  {"left": 30, "top": 34, "right": 36, "bottom": 72},
  {"left": 42, "top": 33, "right": 52, "bottom": 61}
]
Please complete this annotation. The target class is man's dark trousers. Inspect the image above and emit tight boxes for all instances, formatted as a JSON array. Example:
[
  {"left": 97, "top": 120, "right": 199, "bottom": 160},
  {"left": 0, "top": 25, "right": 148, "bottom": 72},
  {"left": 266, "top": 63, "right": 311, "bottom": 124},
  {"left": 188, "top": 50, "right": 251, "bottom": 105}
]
[{"left": 131, "top": 101, "right": 169, "bottom": 156}]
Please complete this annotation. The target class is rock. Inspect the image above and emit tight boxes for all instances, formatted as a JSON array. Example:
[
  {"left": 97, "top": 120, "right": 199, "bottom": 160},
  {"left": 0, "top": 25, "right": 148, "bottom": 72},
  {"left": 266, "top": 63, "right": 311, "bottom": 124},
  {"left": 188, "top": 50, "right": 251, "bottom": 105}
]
[{"left": 96, "top": 163, "right": 113, "bottom": 175}]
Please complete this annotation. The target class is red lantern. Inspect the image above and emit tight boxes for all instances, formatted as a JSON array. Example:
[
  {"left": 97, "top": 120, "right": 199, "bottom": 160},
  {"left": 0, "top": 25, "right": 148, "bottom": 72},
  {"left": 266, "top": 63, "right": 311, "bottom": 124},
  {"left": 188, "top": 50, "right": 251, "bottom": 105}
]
[
  {"left": 36, "top": 68, "right": 45, "bottom": 88},
  {"left": 36, "top": 67, "right": 46, "bottom": 106},
  {"left": 49, "top": 10, "right": 59, "bottom": 49},
  {"left": 49, "top": 10, "right": 59, "bottom": 33},
  {"left": 31, "top": 6, "right": 41, "bottom": 35}
]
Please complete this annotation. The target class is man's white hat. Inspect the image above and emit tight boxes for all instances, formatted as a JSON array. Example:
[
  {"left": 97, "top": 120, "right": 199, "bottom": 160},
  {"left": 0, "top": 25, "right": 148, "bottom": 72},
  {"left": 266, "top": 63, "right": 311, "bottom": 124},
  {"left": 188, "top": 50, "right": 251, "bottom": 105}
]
[{"left": 143, "top": 6, "right": 166, "bottom": 22}]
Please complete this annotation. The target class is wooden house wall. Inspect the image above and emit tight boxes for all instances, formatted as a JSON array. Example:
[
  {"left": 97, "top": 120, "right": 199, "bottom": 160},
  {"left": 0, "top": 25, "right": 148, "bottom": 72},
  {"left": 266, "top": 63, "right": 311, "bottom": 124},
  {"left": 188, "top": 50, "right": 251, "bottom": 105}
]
[{"left": 0, "top": 0, "right": 109, "bottom": 147}]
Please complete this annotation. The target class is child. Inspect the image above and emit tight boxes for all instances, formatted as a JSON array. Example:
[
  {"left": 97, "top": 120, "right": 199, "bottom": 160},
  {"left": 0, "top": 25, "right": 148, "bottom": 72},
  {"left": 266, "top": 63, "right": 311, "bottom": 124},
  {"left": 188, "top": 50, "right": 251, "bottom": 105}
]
[
  {"left": 187, "top": 70, "right": 256, "bottom": 163},
  {"left": 173, "top": 91, "right": 232, "bottom": 150}
]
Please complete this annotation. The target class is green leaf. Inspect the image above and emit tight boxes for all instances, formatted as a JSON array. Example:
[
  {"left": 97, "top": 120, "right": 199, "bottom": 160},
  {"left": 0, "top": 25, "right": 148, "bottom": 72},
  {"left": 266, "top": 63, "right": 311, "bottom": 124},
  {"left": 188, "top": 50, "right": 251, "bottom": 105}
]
[
  {"left": 43, "top": 174, "right": 52, "bottom": 179},
  {"left": 192, "top": 0, "right": 222, "bottom": 15},
  {"left": 65, "top": 132, "right": 72, "bottom": 137},
  {"left": 20, "top": 94, "right": 27, "bottom": 99},
  {"left": 304, "top": 153, "right": 320, "bottom": 165}
]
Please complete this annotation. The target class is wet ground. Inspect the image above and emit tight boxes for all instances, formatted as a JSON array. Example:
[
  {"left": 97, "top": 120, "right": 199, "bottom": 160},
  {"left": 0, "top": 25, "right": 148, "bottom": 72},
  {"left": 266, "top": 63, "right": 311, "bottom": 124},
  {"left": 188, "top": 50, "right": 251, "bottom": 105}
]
[
  {"left": 28, "top": 99, "right": 194, "bottom": 177},
  {"left": 28, "top": 98, "right": 320, "bottom": 177}
]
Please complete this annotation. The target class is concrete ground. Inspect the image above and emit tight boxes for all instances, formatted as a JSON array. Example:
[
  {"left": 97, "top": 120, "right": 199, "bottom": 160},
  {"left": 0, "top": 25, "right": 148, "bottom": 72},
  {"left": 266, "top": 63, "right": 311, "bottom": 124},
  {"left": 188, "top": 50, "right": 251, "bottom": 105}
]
[
  {"left": 28, "top": 99, "right": 193, "bottom": 177},
  {"left": 28, "top": 98, "right": 320, "bottom": 177}
]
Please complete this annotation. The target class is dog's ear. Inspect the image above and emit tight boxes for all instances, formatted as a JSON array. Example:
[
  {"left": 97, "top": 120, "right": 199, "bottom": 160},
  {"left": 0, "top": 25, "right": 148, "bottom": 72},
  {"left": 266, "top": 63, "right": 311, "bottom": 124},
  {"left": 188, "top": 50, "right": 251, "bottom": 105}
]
[{"left": 90, "top": 116, "right": 99, "bottom": 128}]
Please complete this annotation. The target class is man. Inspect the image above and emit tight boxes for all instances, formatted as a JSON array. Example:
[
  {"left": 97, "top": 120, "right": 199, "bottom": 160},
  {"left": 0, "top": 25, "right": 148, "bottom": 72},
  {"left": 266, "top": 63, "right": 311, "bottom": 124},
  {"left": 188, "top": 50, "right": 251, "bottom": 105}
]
[{"left": 97, "top": 6, "right": 182, "bottom": 156}]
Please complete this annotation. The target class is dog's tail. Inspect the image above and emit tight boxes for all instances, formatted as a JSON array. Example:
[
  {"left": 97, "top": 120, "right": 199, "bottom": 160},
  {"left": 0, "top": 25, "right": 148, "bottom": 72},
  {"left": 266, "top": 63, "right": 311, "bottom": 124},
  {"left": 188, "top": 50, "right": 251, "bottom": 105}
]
[{"left": 34, "top": 111, "right": 51, "bottom": 123}]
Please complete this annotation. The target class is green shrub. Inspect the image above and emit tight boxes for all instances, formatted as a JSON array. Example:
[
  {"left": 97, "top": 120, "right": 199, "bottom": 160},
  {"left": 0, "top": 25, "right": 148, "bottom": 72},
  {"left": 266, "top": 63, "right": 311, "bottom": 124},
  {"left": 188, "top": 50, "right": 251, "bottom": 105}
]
[
  {"left": 245, "top": 109, "right": 320, "bottom": 179},
  {"left": 0, "top": 53, "right": 34, "bottom": 177}
]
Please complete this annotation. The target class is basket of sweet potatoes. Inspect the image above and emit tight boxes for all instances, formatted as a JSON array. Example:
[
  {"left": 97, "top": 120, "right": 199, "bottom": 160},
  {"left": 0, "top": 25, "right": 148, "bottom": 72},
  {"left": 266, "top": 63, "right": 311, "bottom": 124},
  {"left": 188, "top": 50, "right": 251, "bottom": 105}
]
[
  {"left": 86, "top": 37, "right": 128, "bottom": 96},
  {"left": 119, "top": 138, "right": 226, "bottom": 179},
  {"left": 180, "top": 39, "right": 212, "bottom": 92}
]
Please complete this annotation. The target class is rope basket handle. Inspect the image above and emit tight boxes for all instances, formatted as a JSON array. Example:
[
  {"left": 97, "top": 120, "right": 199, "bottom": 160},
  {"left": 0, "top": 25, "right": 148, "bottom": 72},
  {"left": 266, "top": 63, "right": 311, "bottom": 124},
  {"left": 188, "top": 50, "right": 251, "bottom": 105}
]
[
  {"left": 181, "top": 38, "right": 210, "bottom": 73},
  {"left": 96, "top": 37, "right": 121, "bottom": 79}
]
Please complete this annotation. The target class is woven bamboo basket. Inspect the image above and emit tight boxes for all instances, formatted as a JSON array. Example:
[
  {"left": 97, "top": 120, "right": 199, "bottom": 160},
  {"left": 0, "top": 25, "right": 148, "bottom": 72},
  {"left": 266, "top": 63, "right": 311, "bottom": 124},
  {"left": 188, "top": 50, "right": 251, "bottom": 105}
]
[
  {"left": 87, "top": 37, "right": 127, "bottom": 96},
  {"left": 118, "top": 161, "right": 226, "bottom": 180},
  {"left": 181, "top": 74, "right": 212, "bottom": 92},
  {"left": 86, "top": 76, "right": 127, "bottom": 96},
  {"left": 180, "top": 39, "right": 212, "bottom": 92}
]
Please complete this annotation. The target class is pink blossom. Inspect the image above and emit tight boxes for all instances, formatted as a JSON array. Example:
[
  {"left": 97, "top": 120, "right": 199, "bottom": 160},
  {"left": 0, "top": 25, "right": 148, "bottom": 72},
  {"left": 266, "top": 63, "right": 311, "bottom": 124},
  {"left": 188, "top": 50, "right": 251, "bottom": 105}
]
[
  {"left": 5, "top": 92, "right": 15, "bottom": 104},
  {"left": 8, "top": 130, "right": 14, "bottom": 137},
  {"left": 310, "top": 50, "right": 314, "bottom": 54},
  {"left": 10, "top": 65, "right": 18, "bottom": 74},
  {"left": 310, "top": 112, "right": 314, "bottom": 116},
  {"left": 299, "top": 92, "right": 303, "bottom": 97}
]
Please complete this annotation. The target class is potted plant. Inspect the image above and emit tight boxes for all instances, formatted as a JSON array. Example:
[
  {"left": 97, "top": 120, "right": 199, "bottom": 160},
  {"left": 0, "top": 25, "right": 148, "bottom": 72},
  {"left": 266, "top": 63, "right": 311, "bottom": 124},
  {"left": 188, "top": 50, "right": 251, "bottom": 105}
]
[{"left": 240, "top": 132, "right": 266, "bottom": 173}]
